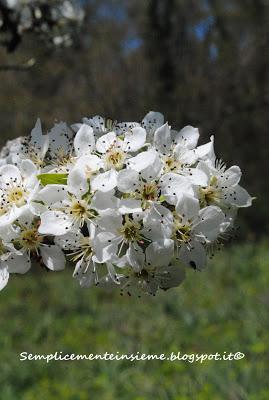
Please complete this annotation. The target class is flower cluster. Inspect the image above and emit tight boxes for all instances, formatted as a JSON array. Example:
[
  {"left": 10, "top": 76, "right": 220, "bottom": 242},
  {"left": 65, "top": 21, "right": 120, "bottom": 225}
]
[
  {"left": 0, "top": 0, "right": 84, "bottom": 51},
  {"left": 0, "top": 112, "right": 252, "bottom": 295}
]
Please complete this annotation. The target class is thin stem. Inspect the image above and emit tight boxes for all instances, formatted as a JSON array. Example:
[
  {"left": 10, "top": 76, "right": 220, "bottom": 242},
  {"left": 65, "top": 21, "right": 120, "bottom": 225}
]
[{"left": 0, "top": 58, "right": 36, "bottom": 71}]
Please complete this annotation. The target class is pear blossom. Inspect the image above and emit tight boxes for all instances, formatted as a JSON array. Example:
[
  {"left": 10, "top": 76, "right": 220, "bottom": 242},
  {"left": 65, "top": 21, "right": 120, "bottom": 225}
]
[
  {"left": 45, "top": 122, "right": 75, "bottom": 173},
  {"left": 92, "top": 211, "right": 148, "bottom": 266},
  {"left": 142, "top": 111, "right": 165, "bottom": 136},
  {"left": 1, "top": 209, "right": 65, "bottom": 281},
  {"left": 72, "top": 115, "right": 141, "bottom": 137},
  {"left": 0, "top": 111, "right": 252, "bottom": 294},
  {"left": 37, "top": 171, "right": 97, "bottom": 235},
  {"left": 197, "top": 160, "right": 252, "bottom": 209},
  {"left": 0, "top": 164, "right": 39, "bottom": 227},
  {"left": 95, "top": 128, "right": 147, "bottom": 169},
  {"left": 7, "top": 119, "right": 49, "bottom": 169},
  {"left": 117, "top": 263, "right": 186, "bottom": 297}
]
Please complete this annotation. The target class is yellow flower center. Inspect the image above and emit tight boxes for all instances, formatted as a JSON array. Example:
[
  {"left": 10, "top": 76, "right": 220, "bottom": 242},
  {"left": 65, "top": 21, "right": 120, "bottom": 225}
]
[
  {"left": 71, "top": 236, "right": 93, "bottom": 262},
  {"left": 27, "top": 147, "right": 44, "bottom": 167},
  {"left": 104, "top": 148, "right": 126, "bottom": 170},
  {"left": 0, "top": 207, "right": 7, "bottom": 216},
  {"left": 119, "top": 217, "right": 142, "bottom": 242},
  {"left": 163, "top": 155, "right": 181, "bottom": 173},
  {"left": 173, "top": 215, "right": 192, "bottom": 244},
  {"left": 56, "top": 148, "right": 74, "bottom": 167},
  {"left": 199, "top": 177, "right": 221, "bottom": 206},
  {"left": 19, "top": 228, "right": 43, "bottom": 251},
  {"left": 6, "top": 186, "right": 27, "bottom": 207},
  {"left": 68, "top": 199, "right": 97, "bottom": 225},
  {"left": 141, "top": 182, "right": 158, "bottom": 202},
  {"left": 0, "top": 239, "right": 6, "bottom": 256},
  {"left": 69, "top": 200, "right": 87, "bottom": 217}
]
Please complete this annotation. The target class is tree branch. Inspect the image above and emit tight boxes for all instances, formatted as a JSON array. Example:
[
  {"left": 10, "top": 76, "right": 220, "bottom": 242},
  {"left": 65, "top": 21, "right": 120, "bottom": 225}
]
[{"left": 0, "top": 58, "right": 36, "bottom": 71}]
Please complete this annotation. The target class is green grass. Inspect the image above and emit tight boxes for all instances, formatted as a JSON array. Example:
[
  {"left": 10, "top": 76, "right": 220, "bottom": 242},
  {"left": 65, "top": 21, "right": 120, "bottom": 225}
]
[{"left": 0, "top": 241, "right": 268, "bottom": 400}]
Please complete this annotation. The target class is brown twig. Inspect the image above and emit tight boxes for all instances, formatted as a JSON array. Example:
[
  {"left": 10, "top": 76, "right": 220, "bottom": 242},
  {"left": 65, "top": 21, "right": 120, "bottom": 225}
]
[{"left": 0, "top": 57, "right": 36, "bottom": 71}]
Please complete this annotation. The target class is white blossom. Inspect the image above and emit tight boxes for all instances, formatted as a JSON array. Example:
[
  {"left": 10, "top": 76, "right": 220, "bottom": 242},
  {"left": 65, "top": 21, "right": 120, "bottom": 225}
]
[{"left": 0, "top": 111, "right": 252, "bottom": 294}]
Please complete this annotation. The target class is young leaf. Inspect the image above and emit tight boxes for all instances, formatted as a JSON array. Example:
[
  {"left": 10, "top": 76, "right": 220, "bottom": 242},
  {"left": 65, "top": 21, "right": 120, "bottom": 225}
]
[{"left": 37, "top": 173, "right": 68, "bottom": 186}]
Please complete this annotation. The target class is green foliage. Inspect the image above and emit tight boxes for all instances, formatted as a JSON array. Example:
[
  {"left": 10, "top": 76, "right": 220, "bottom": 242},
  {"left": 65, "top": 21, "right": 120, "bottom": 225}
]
[
  {"left": 0, "top": 241, "right": 268, "bottom": 399},
  {"left": 37, "top": 173, "right": 68, "bottom": 186}
]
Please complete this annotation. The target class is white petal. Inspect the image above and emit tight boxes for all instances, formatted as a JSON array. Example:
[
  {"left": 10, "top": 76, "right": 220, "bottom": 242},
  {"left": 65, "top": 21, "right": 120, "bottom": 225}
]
[
  {"left": 132, "top": 210, "right": 145, "bottom": 222},
  {"left": 221, "top": 166, "right": 242, "bottom": 187},
  {"left": 73, "top": 257, "right": 86, "bottom": 277},
  {"left": 5, "top": 252, "right": 31, "bottom": 274},
  {"left": 127, "top": 149, "right": 162, "bottom": 179},
  {"left": 21, "top": 159, "right": 37, "bottom": 178},
  {"left": 127, "top": 243, "right": 144, "bottom": 272},
  {"left": 106, "top": 262, "right": 121, "bottom": 284},
  {"left": 179, "top": 240, "right": 207, "bottom": 270},
  {"left": 128, "top": 149, "right": 156, "bottom": 172},
  {"left": 40, "top": 245, "right": 66, "bottom": 271},
  {"left": 173, "top": 125, "right": 199, "bottom": 149},
  {"left": 0, "top": 205, "right": 29, "bottom": 227},
  {"left": 123, "top": 127, "right": 147, "bottom": 152},
  {"left": 93, "top": 232, "right": 121, "bottom": 263},
  {"left": 160, "top": 173, "right": 195, "bottom": 205},
  {"left": 156, "top": 264, "right": 185, "bottom": 290},
  {"left": 146, "top": 239, "right": 174, "bottom": 267},
  {"left": 87, "top": 221, "right": 96, "bottom": 240},
  {"left": 15, "top": 207, "right": 35, "bottom": 226},
  {"left": 96, "top": 212, "right": 122, "bottom": 232},
  {"left": 96, "top": 131, "right": 117, "bottom": 153},
  {"left": 145, "top": 203, "right": 173, "bottom": 224},
  {"left": 91, "top": 190, "right": 119, "bottom": 212},
  {"left": 82, "top": 115, "right": 106, "bottom": 135},
  {"left": 194, "top": 135, "right": 215, "bottom": 161},
  {"left": 67, "top": 167, "right": 89, "bottom": 197},
  {"left": 75, "top": 154, "right": 103, "bottom": 173},
  {"left": 73, "top": 259, "right": 94, "bottom": 286},
  {"left": 118, "top": 199, "right": 142, "bottom": 214},
  {"left": 174, "top": 145, "right": 198, "bottom": 165},
  {"left": 29, "top": 201, "right": 48, "bottom": 216},
  {"left": 54, "top": 230, "right": 83, "bottom": 250},
  {"left": 74, "top": 124, "right": 95, "bottom": 156},
  {"left": 184, "top": 168, "right": 208, "bottom": 186},
  {"left": 36, "top": 184, "right": 68, "bottom": 205},
  {"left": 91, "top": 169, "right": 117, "bottom": 192},
  {"left": 142, "top": 111, "right": 164, "bottom": 135},
  {"left": 196, "top": 161, "right": 212, "bottom": 179},
  {"left": 71, "top": 123, "right": 82, "bottom": 133},
  {"left": 98, "top": 274, "right": 123, "bottom": 289},
  {"left": 117, "top": 168, "right": 139, "bottom": 192},
  {"left": 115, "top": 122, "right": 140, "bottom": 135},
  {"left": 154, "top": 123, "right": 171, "bottom": 153},
  {"left": 0, "top": 164, "right": 21, "bottom": 185},
  {"left": 227, "top": 185, "right": 252, "bottom": 208},
  {"left": 0, "top": 225, "right": 17, "bottom": 242},
  {"left": 143, "top": 204, "right": 173, "bottom": 240},
  {"left": 30, "top": 118, "right": 49, "bottom": 158},
  {"left": 49, "top": 122, "right": 73, "bottom": 154},
  {"left": 175, "top": 193, "right": 199, "bottom": 222},
  {"left": 0, "top": 266, "right": 9, "bottom": 291},
  {"left": 194, "top": 206, "right": 225, "bottom": 242},
  {"left": 38, "top": 211, "right": 73, "bottom": 236}
]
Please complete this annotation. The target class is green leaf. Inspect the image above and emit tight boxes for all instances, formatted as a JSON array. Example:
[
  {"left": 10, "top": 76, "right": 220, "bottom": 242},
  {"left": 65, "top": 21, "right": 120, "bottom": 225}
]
[{"left": 37, "top": 173, "right": 68, "bottom": 186}]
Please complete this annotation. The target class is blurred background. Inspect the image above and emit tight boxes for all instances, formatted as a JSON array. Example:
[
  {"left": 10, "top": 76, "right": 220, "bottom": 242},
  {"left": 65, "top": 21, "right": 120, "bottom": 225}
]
[{"left": 0, "top": 1, "right": 268, "bottom": 399}]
